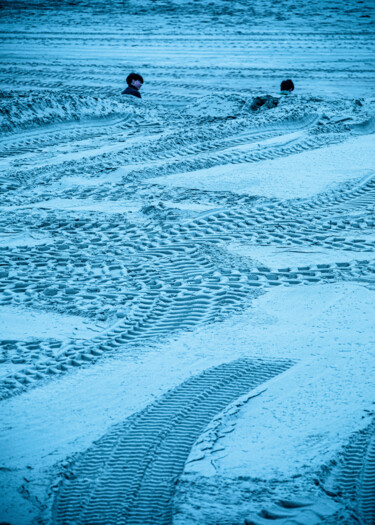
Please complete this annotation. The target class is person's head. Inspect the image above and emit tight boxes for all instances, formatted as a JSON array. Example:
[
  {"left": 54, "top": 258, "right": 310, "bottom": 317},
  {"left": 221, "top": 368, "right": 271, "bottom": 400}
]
[
  {"left": 280, "top": 79, "right": 294, "bottom": 93},
  {"left": 126, "top": 72, "right": 144, "bottom": 90}
]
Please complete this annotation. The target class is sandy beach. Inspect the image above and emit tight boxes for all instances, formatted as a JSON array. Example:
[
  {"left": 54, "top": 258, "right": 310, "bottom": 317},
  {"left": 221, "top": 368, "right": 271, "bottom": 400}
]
[{"left": 0, "top": 1, "right": 375, "bottom": 523}]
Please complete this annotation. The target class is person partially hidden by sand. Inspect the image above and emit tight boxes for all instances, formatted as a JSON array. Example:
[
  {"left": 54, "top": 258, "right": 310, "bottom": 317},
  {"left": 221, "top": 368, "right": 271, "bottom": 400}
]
[
  {"left": 249, "top": 79, "right": 295, "bottom": 111},
  {"left": 280, "top": 78, "right": 294, "bottom": 95},
  {"left": 250, "top": 94, "right": 279, "bottom": 111},
  {"left": 122, "top": 72, "right": 143, "bottom": 99}
]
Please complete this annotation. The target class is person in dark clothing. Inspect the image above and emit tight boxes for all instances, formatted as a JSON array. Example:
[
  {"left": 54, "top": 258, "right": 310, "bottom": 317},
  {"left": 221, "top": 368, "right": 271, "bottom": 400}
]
[
  {"left": 241, "top": 79, "right": 295, "bottom": 115},
  {"left": 280, "top": 79, "right": 294, "bottom": 94},
  {"left": 122, "top": 72, "right": 144, "bottom": 98},
  {"left": 250, "top": 95, "right": 279, "bottom": 111}
]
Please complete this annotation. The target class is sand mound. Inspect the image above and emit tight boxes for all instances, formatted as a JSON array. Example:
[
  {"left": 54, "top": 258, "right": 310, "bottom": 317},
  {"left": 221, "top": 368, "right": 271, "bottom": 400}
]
[
  {"left": 184, "top": 93, "right": 375, "bottom": 129},
  {"left": 0, "top": 92, "right": 146, "bottom": 132},
  {"left": 185, "top": 94, "right": 250, "bottom": 119}
]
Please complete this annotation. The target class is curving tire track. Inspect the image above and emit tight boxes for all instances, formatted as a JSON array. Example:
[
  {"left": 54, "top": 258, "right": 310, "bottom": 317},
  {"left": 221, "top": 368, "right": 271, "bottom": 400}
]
[
  {"left": 0, "top": 191, "right": 374, "bottom": 402},
  {"left": 0, "top": 117, "right": 133, "bottom": 158},
  {"left": 358, "top": 431, "right": 375, "bottom": 524},
  {"left": 336, "top": 421, "right": 375, "bottom": 524},
  {"left": 1, "top": 114, "right": 323, "bottom": 193},
  {"left": 1, "top": 235, "right": 373, "bottom": 400},
  {"left": 131, "top": 130, "right": 343, "bottom": 187},
  {"left": 52, "top": 357, "right": 293, "bottom": 525}
]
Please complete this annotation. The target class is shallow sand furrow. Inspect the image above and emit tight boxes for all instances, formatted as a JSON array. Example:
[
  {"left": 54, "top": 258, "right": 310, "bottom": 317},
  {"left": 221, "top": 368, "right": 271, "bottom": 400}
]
[{"left": 53, "top": 358, "right": 293, "bottom": 525}]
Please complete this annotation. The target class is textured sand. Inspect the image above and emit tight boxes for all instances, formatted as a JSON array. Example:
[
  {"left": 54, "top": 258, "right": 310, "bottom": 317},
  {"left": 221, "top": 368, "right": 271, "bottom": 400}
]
[{"left": 0, "top": 1, "right": 374, "bottom": 524}]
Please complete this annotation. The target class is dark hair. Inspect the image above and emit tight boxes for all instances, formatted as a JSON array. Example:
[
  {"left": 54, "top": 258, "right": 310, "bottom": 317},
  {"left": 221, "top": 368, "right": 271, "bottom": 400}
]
[
  {"left": 126, "top": 72, "right": 144, "bottom": 86},
  {"left": 280, "top": 79, "right": 294, "bottom": 92}
]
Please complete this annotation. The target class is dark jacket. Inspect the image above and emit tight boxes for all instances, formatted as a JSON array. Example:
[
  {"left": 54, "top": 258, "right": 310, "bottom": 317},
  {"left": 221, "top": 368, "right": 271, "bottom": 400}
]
[{"left": 121, "top": 85, "right": 141, "bottom": 99}]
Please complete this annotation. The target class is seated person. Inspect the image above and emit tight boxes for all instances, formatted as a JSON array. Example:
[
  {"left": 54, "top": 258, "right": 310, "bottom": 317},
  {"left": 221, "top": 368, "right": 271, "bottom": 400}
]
[
  {"left": 122, "top": 73, "right": 144, "bottom": 98},
  {"left": 280, "top": 79, "right": 294, "bottom": 94}
]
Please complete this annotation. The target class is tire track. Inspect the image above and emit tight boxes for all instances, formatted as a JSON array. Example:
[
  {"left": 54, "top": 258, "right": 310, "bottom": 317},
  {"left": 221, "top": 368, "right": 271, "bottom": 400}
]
[
  {"left": 1, "top": 239, "right": 373, "bottom": 400},
  {"left": 34, "top": 167, "right": 375, "bottom": 223},
  {"left": 0, "top": 241, "right": 262, "bottom": 398},
  {"left": 52, "top": 357, "right": 294, "bottom": 525},
  {"left": 163, "top": 202, "right": 375, "bottom": 253},
  {"left": 1, "top": 201, "right": 374, "bottom": 382},
  {"left": 1, "top": 31, "right": 372, "bottom": 42},
  {"left": 1, "top": 114, "right": 321, "bottom": 192},
  {"left": 0, "top": 117, "right": 134, "bottom": 158},
  {"left": 358, "top": 431, "right": 375, "bottom": 524},
  {"left": 4, "top": 127, "right": 340, "bottom": 196},
  {"left": 336, "top": 421, "right": 375, "bottom": 524},
  {"left": 133, "top": 130, "right": 342, "bottom": 186},
  {"left": 140, "top": 170, "right": 375, "bottom": 229}
]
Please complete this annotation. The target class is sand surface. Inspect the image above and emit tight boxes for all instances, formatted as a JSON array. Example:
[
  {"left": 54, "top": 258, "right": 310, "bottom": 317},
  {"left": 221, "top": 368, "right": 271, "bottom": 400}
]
[
  {"left": 0, "top": 1, "right": 375, "bottom": 524},
  {"left": 150, "top": 134, "right": 375, "bottom": 198}
]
